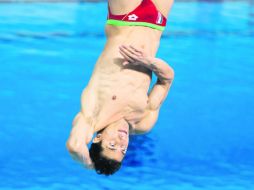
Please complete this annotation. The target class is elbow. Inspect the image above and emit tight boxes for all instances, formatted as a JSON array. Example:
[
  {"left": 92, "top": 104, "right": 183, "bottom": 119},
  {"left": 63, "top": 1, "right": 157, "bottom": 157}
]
[
  {"left": 66, "top": 139, "right": 80, "bottom": 155},
  {"left": 163, "top": 66, "right": 174, "bottom": 84},
  {"left": 167, "top": 65, "right": 175, "bottom": 81},
  {"left": 66, "top": 140, "right": 75, "bottom": 153},
  {"left": 159, "top": 69, "right": 174, "bottom": 85}
]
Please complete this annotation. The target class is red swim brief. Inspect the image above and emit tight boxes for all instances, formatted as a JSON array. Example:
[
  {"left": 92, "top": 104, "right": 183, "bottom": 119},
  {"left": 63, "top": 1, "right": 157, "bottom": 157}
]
[{"left": 107, "top": 0, "right": 167, "bottom": 31}]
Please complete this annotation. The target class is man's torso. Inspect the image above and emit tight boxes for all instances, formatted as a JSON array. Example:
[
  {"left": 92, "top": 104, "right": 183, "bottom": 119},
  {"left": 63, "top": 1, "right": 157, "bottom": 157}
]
[{"left": 81, "top": 25, "right": 163, "bottom": 132}]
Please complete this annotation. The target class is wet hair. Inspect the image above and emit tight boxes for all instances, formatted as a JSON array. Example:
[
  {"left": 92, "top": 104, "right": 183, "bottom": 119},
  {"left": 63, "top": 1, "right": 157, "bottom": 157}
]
[{"left": 89, "top": 142, "right": 122, "bottom": 176}]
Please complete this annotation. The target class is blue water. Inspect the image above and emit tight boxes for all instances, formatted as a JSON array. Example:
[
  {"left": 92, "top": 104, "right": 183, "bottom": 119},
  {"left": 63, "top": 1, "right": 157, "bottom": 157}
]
[{"left": 0, "top": 1, "right": 254, "bottom": 190}]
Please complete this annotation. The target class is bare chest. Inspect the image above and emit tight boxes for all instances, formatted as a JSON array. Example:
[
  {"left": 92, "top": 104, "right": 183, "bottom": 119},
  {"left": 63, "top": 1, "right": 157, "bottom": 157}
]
[{"left": 87, "top": 69, "right": 150, "bottom": 131}]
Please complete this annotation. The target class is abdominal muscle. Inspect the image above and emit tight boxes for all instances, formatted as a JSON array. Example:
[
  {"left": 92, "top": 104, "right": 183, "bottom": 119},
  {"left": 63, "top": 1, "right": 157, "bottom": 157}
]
[{"left": 82, "top": 25, "right": 162, "bottom": 132}]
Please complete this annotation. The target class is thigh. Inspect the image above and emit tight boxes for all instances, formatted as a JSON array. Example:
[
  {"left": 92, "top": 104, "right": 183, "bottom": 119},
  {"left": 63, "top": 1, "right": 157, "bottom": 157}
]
[
  {"left": 152, "top": 0, "right": 174, "bottom": 18},
  {"left": 108, "top": 0, "right": 142, "bottom": 15}
]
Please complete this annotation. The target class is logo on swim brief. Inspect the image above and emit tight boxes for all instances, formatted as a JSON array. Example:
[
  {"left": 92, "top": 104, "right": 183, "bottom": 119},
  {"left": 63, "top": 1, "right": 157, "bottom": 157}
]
[
  {"left": 156, "top": 12, "right": 163, "bottom": 24},
  {"left": 128, "top": 14, "right": 138, "bottom": 21}
]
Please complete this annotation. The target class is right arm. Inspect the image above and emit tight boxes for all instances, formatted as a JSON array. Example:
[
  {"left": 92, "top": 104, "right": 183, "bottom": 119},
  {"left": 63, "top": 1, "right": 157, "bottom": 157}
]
[{"left": 119, "top": 45, "right": 174, "bottom": 134}]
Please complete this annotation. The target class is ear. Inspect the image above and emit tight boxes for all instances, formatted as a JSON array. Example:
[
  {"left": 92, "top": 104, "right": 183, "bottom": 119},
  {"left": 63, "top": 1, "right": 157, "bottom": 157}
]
[{"left": 92, "top": 133, "right": 102, "bottom": 143}]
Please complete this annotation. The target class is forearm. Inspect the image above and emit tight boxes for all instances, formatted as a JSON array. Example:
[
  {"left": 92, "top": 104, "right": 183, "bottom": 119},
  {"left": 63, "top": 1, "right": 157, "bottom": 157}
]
[
  {"left": 119, "top": 45, "right": 174, "bottom": 110},
  {"left": 66, "top": 112, "right": 94, "bottom": 169},
  {"left": 146, "top": 57, "right": 174, "bottom": 84},
  {"left": 71, "top": 112, "right": 93, "bottom": 145},
  {"left": 119, "top": 45, "right": 174, "bottom": 83}
]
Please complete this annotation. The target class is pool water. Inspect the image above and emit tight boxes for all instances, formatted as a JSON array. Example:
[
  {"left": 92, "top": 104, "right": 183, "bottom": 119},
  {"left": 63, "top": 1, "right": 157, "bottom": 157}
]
[{"left": 0, "top": 1, "right": 254, "bottom": 190}]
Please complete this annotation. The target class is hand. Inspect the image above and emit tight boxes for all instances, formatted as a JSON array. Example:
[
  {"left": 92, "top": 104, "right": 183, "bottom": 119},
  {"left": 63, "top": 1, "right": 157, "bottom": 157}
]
[
  {"left": 119, "top": 45, "right": 154, "bottom": 68},
  {"left": 66, "top": 137, "right": 94, "bottom": 169}
]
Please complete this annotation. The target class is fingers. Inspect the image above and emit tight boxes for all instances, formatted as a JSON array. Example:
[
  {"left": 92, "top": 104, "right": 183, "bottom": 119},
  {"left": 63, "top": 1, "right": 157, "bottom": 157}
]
[
  {"left": 119, "top": 48, "right": 135, "bottom": 63},
  {"left": 122, "top": 45, "right": 142, "bottom": 57},
  {"left": 129, "top": 45, "right": 143, "bottom": 55},
  {"left": 119, "top": 46, "right": 136, "bottom": 63},
  {"left": 119, "top": 45, "right": 143, "bottom": 63}
]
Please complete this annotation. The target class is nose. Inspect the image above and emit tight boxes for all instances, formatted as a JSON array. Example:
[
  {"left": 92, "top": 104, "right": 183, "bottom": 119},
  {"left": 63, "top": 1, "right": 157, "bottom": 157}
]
[
  {"left": 119, "top": 132, "right": 128, "bottom": 141},
  {"left": 119, "top": 133, "right": 125, "bottom": 139}
]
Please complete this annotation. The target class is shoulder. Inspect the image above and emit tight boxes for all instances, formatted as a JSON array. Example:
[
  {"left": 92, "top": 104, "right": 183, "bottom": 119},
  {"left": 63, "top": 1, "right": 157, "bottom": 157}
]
[{"left": 131, "top": 108, "right": 160, "bottom": 135}]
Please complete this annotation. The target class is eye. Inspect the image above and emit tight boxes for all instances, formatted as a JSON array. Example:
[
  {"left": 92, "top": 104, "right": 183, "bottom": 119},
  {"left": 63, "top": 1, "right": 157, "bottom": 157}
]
[
  {"left": 122, "top": 149, "right": 127, "bottom": 154},
  {"left": 121, "top": 146, "right": 127, "bottom": 154},
  {"left": 109, "top": 142, "right": 115, "bottom": 147}
]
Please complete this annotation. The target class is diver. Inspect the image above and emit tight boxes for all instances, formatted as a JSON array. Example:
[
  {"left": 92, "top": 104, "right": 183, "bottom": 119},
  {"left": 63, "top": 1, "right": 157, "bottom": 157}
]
[{"left": 66, "top": 0, "right": 174, "bottom": 175}]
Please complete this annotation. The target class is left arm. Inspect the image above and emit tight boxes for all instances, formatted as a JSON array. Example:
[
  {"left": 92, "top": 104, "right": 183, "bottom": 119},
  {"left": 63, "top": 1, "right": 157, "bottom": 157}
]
[{"left": 66, "top": 112, "right": 94, "bottom": 169}]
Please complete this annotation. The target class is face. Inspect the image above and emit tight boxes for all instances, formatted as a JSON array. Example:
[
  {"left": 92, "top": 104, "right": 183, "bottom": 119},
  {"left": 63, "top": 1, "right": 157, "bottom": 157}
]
[{"left": 93, "top": 119, "right": 130, "bottom": 162}]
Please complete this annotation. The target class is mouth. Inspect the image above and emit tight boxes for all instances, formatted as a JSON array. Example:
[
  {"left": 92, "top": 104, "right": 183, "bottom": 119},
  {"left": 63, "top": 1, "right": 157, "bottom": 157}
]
[{"left": 118, "top": 130, "right": 128, "bottom": 136}]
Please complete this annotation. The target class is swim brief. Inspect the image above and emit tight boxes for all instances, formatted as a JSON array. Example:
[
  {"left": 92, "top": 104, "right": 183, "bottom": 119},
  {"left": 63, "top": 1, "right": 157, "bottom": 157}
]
[{"left": 107, "top": 0, "right": 167, "bottom": 31}]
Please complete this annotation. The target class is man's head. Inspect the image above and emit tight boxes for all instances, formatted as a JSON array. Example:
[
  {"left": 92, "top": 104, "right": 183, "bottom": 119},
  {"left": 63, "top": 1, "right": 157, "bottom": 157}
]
[{"left": 89, "top": 119, "right": 130, "bottom": 175}]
